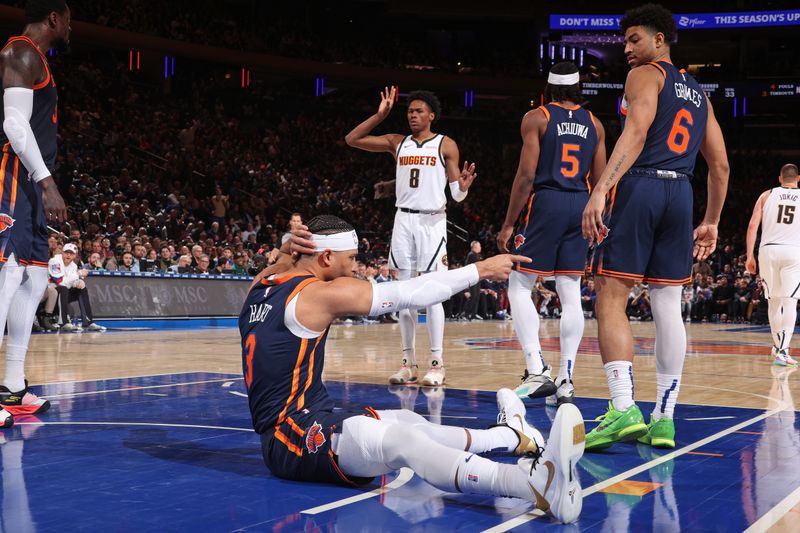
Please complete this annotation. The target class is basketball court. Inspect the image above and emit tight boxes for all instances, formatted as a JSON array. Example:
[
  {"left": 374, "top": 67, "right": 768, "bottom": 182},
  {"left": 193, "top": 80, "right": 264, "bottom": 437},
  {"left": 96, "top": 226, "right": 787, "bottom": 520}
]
[{"left": 4, "top": 318, "right": 798, "bottom": 531}]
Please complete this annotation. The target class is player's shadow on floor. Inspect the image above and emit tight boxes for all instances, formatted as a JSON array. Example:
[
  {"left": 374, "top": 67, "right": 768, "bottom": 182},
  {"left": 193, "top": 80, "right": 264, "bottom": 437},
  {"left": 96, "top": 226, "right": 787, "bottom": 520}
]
[{"left": 123, "top": 428, "right": 270, "bottom": 478}]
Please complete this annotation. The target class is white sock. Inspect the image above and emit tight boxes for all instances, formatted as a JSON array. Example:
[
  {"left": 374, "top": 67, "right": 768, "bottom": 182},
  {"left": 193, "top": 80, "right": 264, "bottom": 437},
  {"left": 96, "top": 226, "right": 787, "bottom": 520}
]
[
  {"left": 556, "top": 275, "right": 583, "bottom": 383},
  {"left": 0, "top": 255, "right": 25, "bottom": 355},
  {"left": 605, "top": 361, "right": 634, "bottom": 411},
  {"left": 454, "top": 453, "right": 533, "bottom": 499},
  {"left": 397, "top": 270, "right": 418, "bottom": 367},
  {"left": 508, "top": 271, "right": 544, "bottom": 374},
  {"left": 768, "top": 298, "right": 784, "bottom": 350},
  {"left": 426, "top": 303, "right": 444, "bottom": 367},
  {"left": 650, "top": 285, "right": 687, "bottom": 421},
  {"left": 778, "top": 298, "right": 797, "bottom": 350},
  {"left": 5, "top": 267, "right": 48, "bottom": 391}
]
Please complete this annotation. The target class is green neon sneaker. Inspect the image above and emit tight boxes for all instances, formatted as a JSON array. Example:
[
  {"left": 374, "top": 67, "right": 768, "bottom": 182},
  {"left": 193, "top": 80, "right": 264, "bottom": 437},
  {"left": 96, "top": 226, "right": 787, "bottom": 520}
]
[
  {"left": 585, "top": 402, "right": 647, "bottom": 452},
  {"left": 637, "top": 417, "right": 675, "bottom": 449}
]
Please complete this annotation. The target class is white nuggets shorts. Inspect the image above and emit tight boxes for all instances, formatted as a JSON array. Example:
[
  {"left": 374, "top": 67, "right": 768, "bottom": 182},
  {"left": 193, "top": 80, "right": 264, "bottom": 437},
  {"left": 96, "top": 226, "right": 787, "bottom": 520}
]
[
  {"left": 389, "top": 210, "right": 448, "bottom": 273},
  {"left": 759, "top": 245, "right": 800, "bottom": 299}
]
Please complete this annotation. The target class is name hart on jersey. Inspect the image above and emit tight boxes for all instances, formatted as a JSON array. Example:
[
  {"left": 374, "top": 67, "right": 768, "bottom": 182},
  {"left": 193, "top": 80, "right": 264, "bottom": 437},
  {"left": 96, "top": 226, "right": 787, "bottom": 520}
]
[
  {"left": 249, "top": 302, "right": 273, "bottom": 324},
  {"left": 398, "top": 155, "right": 438, "bottom": 167},
  {"left": 556, "top": 122, "right": 589, "bottom": 139},
  {"left": 674, "top": 82, "right": 703, "bottom": 108}
]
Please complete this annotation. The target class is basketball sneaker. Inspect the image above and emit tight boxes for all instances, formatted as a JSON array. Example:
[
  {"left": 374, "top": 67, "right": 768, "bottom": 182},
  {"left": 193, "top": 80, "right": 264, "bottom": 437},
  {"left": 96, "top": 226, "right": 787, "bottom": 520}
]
[
  {"left": 585, "top": 402, "right": 647, "bottom": 452},
  {"left": 496, "top": 387, "right": 544, "bottom": 454},
  {"left": 772, "top": 347, "right": 798, "bottom": 367},
  {"left": 546, "top": 379, "right": 576, "bottom": 407},
  {"left": 388, "top": 362, "right": 418, "bottom": 384},
  {"left": 0, "top": 381, "right": 51, "bottom": 416},
  {"left": 637, "top": 417, "right": 676, "bottom": 449},
  {"left": 0, "top": 408, "right": 12, "bottom": 428},
  {"left": 60, "top": 322, "right": 82, "bottom": 333},
  {"left": 522, "top": 403, "right": 585, "bottom": 524},
  {"left": 85, "top": 322, "right": 107, "bottom": 332},
  {"left": 514, "top": 366, "right": 557, "bottom": 399},
  {"left": 421, "top": 361, "right": 445, "bottom": 387}
]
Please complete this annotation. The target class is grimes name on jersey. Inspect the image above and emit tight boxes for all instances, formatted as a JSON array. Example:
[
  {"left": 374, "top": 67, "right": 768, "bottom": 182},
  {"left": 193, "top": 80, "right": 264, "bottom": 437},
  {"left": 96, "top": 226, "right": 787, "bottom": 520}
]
[
  {"left": 674, "top": 83, "right": 703, "bottom": 108},
  {"left": 557, "top": 122, "right": 589, "bottom": 139}
]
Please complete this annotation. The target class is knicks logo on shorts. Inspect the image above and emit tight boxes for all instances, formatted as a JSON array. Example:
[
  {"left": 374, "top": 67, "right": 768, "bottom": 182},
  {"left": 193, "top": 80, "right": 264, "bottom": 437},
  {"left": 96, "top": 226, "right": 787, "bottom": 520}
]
[
  {"left": 0, "top": 214, "right": 15, "bottom": 233},
  {"left": 596, "top": 225, "right": 610, "bottom": 245},
  {"left": 305, "top": 421, "right": 326, "bottom": 454},
  {"left": 514, "top": 234, "right": 525, "bottom": 249}
]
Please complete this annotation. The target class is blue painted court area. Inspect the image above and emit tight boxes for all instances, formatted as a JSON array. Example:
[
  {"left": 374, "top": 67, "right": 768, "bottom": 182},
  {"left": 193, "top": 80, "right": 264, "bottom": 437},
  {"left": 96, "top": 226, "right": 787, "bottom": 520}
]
[{"left": 2, "top": 373, "right": 798, "bottom": 532}]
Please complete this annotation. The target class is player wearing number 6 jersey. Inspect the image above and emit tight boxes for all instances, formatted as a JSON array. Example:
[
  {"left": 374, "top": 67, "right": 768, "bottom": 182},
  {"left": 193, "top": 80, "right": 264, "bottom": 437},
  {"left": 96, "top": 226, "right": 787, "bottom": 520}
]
[
  {"left": 345, "top": 87, "right": 477, "bottom": 387},
  {"left": 746, "top": 164, "right": 800, "bottom": 368},
  {"left": 581, "top": 4, "right": 729, "bottom": 452},
  {"left": 497, "top": 61, "right": 606, "bottom": 406}
]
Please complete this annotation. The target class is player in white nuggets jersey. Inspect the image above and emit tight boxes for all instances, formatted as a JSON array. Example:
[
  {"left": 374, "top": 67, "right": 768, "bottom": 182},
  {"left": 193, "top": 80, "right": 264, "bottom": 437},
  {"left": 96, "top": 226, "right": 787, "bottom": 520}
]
[
  {"left": 345, "top": 86, "right": 477, "bottom": 386},
  {"left": 746, "top": 163, "right": 800, "bottom": 367}
]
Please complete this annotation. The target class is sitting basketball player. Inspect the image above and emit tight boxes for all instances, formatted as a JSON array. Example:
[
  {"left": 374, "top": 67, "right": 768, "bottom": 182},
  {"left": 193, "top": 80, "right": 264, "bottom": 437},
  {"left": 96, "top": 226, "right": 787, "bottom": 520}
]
[{"left": 240, "top": 215, "right": 586, "bottom": 524}]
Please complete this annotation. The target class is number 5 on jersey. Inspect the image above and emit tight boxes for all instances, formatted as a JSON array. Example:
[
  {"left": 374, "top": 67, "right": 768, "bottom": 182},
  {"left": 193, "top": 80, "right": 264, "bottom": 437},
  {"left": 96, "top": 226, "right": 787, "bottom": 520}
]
[{"left": 561, "top": 144, "right": 580, "bottom": 178}]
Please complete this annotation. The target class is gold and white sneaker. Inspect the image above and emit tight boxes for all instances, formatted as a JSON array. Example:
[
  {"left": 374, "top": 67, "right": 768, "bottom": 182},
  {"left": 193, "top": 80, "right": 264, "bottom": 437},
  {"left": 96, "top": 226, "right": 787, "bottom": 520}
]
[
  {"left": 496, "top": 387, "right": 544, "bottom": 455},
  {"left": 524, "top": 403, "right": 585, "bottom": 524},
  {"left": 388, "top": 363, "right": 418, "bottom": 384},
  {"left": 421, "top": 362, "right": 445, "bottom": 387}
]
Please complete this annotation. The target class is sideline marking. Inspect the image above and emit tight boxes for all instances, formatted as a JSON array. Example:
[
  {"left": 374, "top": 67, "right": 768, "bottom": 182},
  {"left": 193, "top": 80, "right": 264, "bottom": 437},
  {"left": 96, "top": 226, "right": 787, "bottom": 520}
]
[{"left": 301, "top": 468, "right": 415, "bottom": 515}]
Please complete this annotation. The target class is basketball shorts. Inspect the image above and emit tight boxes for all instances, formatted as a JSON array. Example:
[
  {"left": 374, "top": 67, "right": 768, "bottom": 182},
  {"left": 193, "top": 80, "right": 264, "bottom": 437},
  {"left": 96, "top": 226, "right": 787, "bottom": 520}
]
[
  {"left": 758, "top": 245, "right": 800, "bottom": 299},
  {"left": 260, "top": 407, "right": 380, "bottom": 486},
  {"left": 513, "top": 188, "right": 589, "bottom": 277},
  {"left": 389, "top": 209, "right": 448, "bottom": 273},
  {"left": 0, "top": 148, "right": 49, "bottom": 267},
  {"left": 591, "top": 172, "right": 693, "bottom": 285}
]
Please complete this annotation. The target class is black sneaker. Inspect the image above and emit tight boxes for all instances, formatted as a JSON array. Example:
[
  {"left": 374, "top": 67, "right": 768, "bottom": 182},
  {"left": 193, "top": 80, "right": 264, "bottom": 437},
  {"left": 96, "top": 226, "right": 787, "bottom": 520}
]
[{"left": 0, "top": 380, "right": 51, "bottom": 416}]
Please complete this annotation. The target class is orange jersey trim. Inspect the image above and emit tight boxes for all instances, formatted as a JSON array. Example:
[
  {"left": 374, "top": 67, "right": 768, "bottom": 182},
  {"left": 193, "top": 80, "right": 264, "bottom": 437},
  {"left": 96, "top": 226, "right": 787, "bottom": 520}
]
[
  {"left": 646, "top": 61, "right": 667, "bottom": 78},
  {"left": 328, "top": 449, "right": 358, "bottom": 486},
  {"left": 538, "top": 106, "right": 550, "bottom": 123},
  {"left": 554, "top": 270, "right": 585, "bottom": 276},
  {"left": 364, "top": 406, "right": 381, "bottom": 420},
  {"left": 643, "top": 276, "right": 692, "bottom": 286},
  {"left": 607, "top": 184, "right": 619, "bottom": 217},
  {"left": 516, "top": 265, "right": 554, "bottom": 277},
  {"left": 274, "top": 427, "right": 303, "bottom": 457},
  {"left": 262, "top": 271, "right": 314, "bottom": 286},
  {"left": 9, "top": 156, "right": 18, "bottom": 212},
  {"left": 0, "top": 152, "right": 8, "bottom": 205},
  {"left": 4, "top": 36, "right": 51, "bottom": 90},
  {"left": 296, "top": 332, "right": 326, "bottom": 411},
  {"left": 284, "top": 417, "right": 305, "bottom": 437},
  {"left": 523, "top": 192, "right": 535, "bottom": 230},
  {"left": 550, "top": 102, "right": 581, "bottom": 111},
  {"left": 285, "top": 278, "right": 320, "bottom": 306},
  {"left": 595, "top": 265, "right": 643, "bottom": 281},
  {"left": 275, "top": 337, "right": 309, "bottom": 425}
]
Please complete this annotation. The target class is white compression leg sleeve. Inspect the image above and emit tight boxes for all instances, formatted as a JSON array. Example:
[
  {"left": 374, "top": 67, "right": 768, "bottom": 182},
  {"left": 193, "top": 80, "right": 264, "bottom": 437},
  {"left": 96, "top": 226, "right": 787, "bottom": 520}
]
[
  {"left": 779, "top": 298, "right": 797, "bottom": 350},
  {"left": 370, "top": 264, "right": 479, "bottom": 316},
  {"left": 336, "top": 416, "right": 533, "bottom": 499},
  {"left": 768, "top": 298, "right": 784, "bottom": 350},
  {"left": 650, "top": 285, "right": 687, "bottom": 420},
  {"left": 507, "top": 271, "right": 544, "bottom": 374},
  {"left": 397, "top": 270, "right": 418, "bottom": 367},
  {"left": 555, "top": 275, "right": 584, "bottom": 383},
  {"left": 0, "top": 256, "right": 25, "bottom": 354},
  {"left": 5, "top": 266, "right": 49, "bottom": 391},
  {"left": 376, "top": 409, "right": 521, "bottom": 453},
  {"left": 426, "top": 303, "right": 444, "bottom": 365}
]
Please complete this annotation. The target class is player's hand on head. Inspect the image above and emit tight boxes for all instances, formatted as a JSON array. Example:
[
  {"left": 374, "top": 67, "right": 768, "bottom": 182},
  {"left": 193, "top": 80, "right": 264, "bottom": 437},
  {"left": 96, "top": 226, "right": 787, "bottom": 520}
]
[
  {"left": 476, "top": 254, "right": 531, "bottom": 281},
  {"left": 581, "top": 193, "right": 605, "bottom": 246},
  {"left": 289, "top": 224, "right": 316, "bottom": 257},
  {"left": 378, "top": 85, "right": 396, "bottom": 118},
  {"left": 458, "top": 161, "right": 477, "bottom": 191},
  {"left": 693, "top": 223, "right": 718, "bottom": 261},
  {"left": 496, "top": 225, "right": 513, "bottom": 253}
]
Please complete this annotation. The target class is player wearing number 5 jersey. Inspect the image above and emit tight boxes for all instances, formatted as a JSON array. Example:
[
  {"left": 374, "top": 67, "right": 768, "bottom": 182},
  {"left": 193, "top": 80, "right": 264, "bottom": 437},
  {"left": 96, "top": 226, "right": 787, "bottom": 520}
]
[
  {"left": 497, "top": 62, "right": 606, "bottom": 406},
  {"left": 746, "top": 164, "right": 800, "bottom": 368},
  {"left": 581, "top": 4, "right": 729, "bottom": 452},
  {"left": 345, "top": 87, "right": 477, "bottom": 387}
]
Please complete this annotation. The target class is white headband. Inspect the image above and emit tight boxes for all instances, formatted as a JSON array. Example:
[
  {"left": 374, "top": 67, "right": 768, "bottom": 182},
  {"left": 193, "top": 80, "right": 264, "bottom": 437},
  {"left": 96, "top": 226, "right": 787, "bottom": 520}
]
[
  {"left": 311, "top": 230, "right": 359, "bottom": 252},
  {"left": 548, "top": 72, "right": 580, "bottom": 86}
]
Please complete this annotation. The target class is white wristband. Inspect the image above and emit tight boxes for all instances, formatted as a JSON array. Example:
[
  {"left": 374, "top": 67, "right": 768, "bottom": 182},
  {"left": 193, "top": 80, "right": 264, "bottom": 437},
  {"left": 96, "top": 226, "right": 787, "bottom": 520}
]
[{"left": 449, "top": 180, "right": 468, "bottom": 202}]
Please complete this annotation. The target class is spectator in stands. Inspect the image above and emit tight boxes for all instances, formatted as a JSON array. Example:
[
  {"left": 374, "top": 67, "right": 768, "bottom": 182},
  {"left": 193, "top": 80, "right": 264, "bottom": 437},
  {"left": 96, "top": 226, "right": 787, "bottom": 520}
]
[
  {"left": 210, "top": 185, "right": 229, "bottom": 227},
  {"left": 190, "top": 244, "right": 204, "bottom": 268},
  {"left": 84, "top": 253, "right": 105, "bottom": 271},
  {"left": 139, "top": 247, "right": 157, "bottom": 272},
  {"left": 465, "top": 241, "right": 483, "bottom": 320},
  {"left": 375, "top": 264, "right": 392, "bottom": 283},
  {"left": 118, "top": 252, "right": 138, "bottom": 272},
  {"left": 196, "top": 254, "right": 212, "bottom": 275},
  {"left": 692, "top": 277, "right": 713, "bottom": 322},
  {"left": 48, "top": 244, "right": 105, "bottom": 332},
  {"left": 170, "top": 255, "right": 193, "bottom": 274},
  {"left": 713, "top": 275, "right": 735, "bottom": 322},
  {"left": 157, "top": 245, "right": 174, "bottom": 272},
  {"left": 681, "top": 283, "right": 693, "bottom": 322},
  {"left": 233, "top": 252, "right": 249, "bottom": 275},
  {"left": 692, "top": 259, "right": 713, "bottom": 280},
  {"left": 732, "top": 276, "right": 751, "bottom": 322},
  {"left": 628, "top": 282, "right": 652, "bottom": 321},
  {"left": 581, "top": 279, "right": 597, "bottom": 318}
]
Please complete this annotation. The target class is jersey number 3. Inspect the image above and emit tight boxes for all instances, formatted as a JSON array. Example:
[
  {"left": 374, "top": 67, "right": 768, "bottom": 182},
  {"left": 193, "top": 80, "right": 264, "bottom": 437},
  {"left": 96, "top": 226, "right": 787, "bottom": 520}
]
[
  {"left": 244, "top": 334, "right": 256, "bottom": 388},
  {"left": 777, "top": 204, "right": 795, "bottom": 225},
  {"left": 561, "top": 144, "right": 580, "bottom": 178},
  {"left": 667, "top": 109, "right": 693, "bottom": 154}
]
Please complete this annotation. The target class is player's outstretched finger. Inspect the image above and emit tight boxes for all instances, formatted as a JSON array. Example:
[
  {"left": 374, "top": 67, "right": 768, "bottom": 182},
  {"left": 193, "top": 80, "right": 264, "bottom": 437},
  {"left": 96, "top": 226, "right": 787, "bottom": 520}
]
[{"left": 509, "top": 255, "right": 531, "bottom": 264}]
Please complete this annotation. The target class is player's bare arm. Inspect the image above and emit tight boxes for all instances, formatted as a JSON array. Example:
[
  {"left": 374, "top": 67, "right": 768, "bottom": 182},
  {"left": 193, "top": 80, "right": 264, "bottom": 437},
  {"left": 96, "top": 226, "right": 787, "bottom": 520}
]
[
  {"left": 745, "top": 190, "right": 769, "bottom": 274},
  {"left": 1, "top": 42, "right": 67, "bottom": 222},
  {"left": 694, "top": 98, "right": 730, "bottom": 261},
  {"left": 441, "top": 136, "right": 476, "bottom": 193},
  {"left": 581, "top": 66, "right": 661, "bottom": 244},
  {"left": 344, "top": 85, "right": 405, "bottom": 154},
  {"left": 497, "top": 108, "right": 546, "bottom": 252},
  {"left": 294, "top": 254, "right": 531, "bottom": 331},
  {"left": 589, "top": 116, "right": 607, "bottom": 187}
]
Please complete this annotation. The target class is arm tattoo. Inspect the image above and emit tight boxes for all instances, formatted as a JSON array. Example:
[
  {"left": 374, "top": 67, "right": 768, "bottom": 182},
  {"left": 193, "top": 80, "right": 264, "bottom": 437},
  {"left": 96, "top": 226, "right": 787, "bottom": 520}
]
[{"left": 605, "top": 153, "right": 627, "bottom": 188}]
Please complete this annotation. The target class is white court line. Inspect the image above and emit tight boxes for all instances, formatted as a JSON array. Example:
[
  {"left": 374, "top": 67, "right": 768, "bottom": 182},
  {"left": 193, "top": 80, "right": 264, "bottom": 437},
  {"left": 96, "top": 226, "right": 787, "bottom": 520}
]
[
  {"left": 301, "top": 468, "right": 415, "bottom": 515},
  {"left": 33, "top": 371, "right": 217, "bottom": 387},
  {"left": 228, "top": 390, "right": 248, "bottom": 398},
  {"left": 143, "top": 393, "right": 168, "bottom": 397},
  {"left": 482, "top": 402, "right": 788, "bottom": 533},
  {"left": 684, "top": 416, "right": 736, "bottom": 421},
  {"left": 743, "top": 484, "right": 800, "bottom": 533},
  {"left": 44, "top": 377, "right": 243, "bottom": 399},
  {"left": 16, "top": 421, "right": 252, "bottom": 432}
]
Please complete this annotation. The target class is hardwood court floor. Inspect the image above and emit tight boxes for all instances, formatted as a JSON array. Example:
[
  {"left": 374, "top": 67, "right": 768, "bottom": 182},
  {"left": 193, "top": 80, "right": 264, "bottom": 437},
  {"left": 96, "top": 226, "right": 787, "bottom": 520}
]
[{"left": 20, "top": 318, "right": 798, "bottom": 411}]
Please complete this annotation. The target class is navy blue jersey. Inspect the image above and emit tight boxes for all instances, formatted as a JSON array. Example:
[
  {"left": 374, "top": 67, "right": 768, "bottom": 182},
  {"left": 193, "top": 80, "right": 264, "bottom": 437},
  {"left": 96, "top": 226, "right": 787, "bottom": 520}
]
[
  {"left": 0, "top": 36, "right": 58, "bottom": 170},
  {"left": 623, "top": 61, "right": 707, "bottom": 176},
  {"left": 239, "top": 273, "right": 333, "bottom": 435},
  {"left": 534, "top": 103, "right": 598, "bottom": 192}
]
